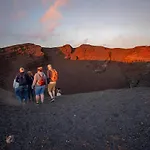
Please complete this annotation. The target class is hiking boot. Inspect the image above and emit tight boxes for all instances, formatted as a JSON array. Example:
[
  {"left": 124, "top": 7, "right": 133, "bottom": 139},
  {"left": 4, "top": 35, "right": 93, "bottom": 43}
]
[{"left": 50, "top": 98, "right": 55, "bottom": 103}]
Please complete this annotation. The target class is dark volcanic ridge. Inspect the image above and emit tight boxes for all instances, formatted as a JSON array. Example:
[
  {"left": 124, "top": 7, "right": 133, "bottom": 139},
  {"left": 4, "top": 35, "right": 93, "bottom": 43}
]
[
  {"left": 1, "top": 43, "right": 150, "bottom": 150},
  {"left": 1, "top": 43, "right": 150, "bottom": 62},
  {"left": 0, "top": 43, "right": 150, "bottom": 94}
]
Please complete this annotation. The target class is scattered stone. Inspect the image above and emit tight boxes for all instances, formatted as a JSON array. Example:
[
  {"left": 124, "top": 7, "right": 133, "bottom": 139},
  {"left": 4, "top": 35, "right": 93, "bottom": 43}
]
[
  {"left": 66, "top": 139, "right": 71, "bottom": 143},
  {"left": 6, "top": 135, "right": 14, "bottom": 144}
]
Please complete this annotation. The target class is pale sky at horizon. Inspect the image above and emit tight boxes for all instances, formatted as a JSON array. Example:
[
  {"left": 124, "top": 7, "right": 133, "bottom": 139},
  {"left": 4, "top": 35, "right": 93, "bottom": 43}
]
[{"left": 0, "top": 0, "right": 150, "bottom": 48}]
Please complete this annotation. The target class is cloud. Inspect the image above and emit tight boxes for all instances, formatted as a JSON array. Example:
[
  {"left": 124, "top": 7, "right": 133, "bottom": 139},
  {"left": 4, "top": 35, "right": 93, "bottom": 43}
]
[
  {"left": 47, "top": 22, "right": 60, "bottom": 32},
  {"left": 12, "top": 0, "right": 27, "bottom": 20},
  {"left": 41, "top": 0, "right": 53, "bottom": 5},
  {"left": 41, "top": 0, "right": 68, "bottom": 22},
  {"left": 105, "top": 34, "right": 150, "bottom": 48},
  {"left": 73, "top": 38, "right": 90, "bottom": 47},
  {"left": 83, "top": 38, "right": 89, "bottom": 44},
  {"left": 12, "top": 11, "right": 27, "bottom": 20},
  {"left": 13, "top": 0, "right": 18, "bottom": 8},
  {"left": 42, "top": 0, "right": 49, "bottom": 5},
  {"left": 8, "top": 0, "right": 68, "bottom": 43},
  {"left": 39, "top": 0, "right": 68, "bottom": 40}
]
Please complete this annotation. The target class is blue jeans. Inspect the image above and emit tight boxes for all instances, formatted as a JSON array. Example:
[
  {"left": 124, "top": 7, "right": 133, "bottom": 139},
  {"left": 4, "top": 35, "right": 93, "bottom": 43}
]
[
  {"left": 19, "top": 85, "right": 28, "bottom": 101},
  {"left": 15, "top": 88, "right": 21, "bottom": 101}
]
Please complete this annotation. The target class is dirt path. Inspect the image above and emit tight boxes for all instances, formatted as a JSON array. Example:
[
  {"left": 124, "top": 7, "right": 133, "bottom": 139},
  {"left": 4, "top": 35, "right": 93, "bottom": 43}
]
[{"left": 1, "top": 87, "right": 150, "bottom": 150}]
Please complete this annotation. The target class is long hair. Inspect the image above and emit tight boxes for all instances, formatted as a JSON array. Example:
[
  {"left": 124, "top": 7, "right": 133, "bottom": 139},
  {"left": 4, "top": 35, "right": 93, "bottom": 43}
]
[{"left": 27, "top": 71, "right": 33, "bottom": 76}]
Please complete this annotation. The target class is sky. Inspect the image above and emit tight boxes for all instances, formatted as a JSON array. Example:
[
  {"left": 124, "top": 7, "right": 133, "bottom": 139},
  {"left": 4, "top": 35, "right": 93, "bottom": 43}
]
[{"left": 0, "top": 0, "right": 150, "bottom": 48}]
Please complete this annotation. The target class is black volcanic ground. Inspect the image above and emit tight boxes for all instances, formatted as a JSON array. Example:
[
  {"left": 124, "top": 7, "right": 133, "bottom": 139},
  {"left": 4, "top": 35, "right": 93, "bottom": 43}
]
[
  {"left": 1, "top": 87, "right": 150, "bottom": 150},
  {"left": 1, "top": 45, "right": 150, "bottom": 150}
]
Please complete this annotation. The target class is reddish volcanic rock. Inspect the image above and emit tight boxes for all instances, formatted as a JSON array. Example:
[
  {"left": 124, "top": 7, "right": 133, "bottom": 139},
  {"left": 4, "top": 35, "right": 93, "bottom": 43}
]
[
  {"left": 59, "top": 44, "right": 150, "bottom": 62},
  {"left": 70, "top": 44, "right": 109, "bottom": 60},
  {"left": 1, "top": 43, "right": 150, "bottom": 63},
  {"left": 0, "top": 43, "right": 43, "bottom": 57},
  {"left": 124, "top": 46, "right": 150, "bottom": 62},
  {"left": 59, "top": 44, "right": 73, "bottom": 59}
]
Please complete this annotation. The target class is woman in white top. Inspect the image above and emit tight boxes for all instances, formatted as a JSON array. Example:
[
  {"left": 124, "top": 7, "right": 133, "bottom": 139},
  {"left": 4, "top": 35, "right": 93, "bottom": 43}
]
[{"left": 13, "top": 77, "right": 21, "bottom": 101}]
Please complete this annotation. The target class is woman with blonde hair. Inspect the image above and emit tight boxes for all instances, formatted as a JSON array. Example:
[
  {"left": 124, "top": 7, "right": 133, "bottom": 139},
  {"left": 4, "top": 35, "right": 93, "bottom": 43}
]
[
  {"left": 27, "top": 71, "right": 34, "bottom": 101},
  {"left": 32, "top": 67, "right": 47, "bottom": 104}
]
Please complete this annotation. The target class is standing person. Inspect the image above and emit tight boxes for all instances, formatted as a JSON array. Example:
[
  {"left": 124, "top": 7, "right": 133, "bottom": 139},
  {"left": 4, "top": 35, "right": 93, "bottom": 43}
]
[
  {"left": 47, "top": 64, "right": 58, "bottom": 102},
  {"left": 32, "top": 67, "right": 47, "bottom": 104},
  {"left": 13, "top": 76, "right": 21, "bottom": 101},
  {"left": 16, "top": 67, "right": 29, "bottom": 103},
  {"left": 27, "top": 71, "right": 34, "bottom": 102}
]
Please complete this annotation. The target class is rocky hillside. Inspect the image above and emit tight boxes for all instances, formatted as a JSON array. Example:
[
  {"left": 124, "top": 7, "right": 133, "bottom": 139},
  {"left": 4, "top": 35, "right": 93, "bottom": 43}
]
[
  {"left": 0, "top": 43, "right": 150, "bottom": 94},
  {"left": 59, "top": 44, "right": 150, "bottom": 62},
  {"left": 0, "top": 43, "right": 43, "bottom": 57}
]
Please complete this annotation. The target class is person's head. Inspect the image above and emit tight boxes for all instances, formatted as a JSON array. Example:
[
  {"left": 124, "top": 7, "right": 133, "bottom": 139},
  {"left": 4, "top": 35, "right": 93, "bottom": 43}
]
[
  {"left": 19, "top": 67, "right": 25, "bottom": 73},
  {"left": 37, "top": 67, "right": 43, "bottom": 72},
  {"left": 27, "top": 71, "right": 33, "bottom": 76},
  {"left": 47, "top": 64, "right": 52, "bottom": 70}
]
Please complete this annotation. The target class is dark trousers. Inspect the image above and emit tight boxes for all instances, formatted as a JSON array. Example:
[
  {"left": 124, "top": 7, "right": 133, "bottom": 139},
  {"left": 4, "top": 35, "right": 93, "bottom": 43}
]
[
  {"left": 28, "top": 85, "right": 35, "bottom": 101},
  {"left": 15, "top": 88, "right": 21, "bottom": 101},
  {"left": 19, "top": 85, "right": 28, "bottom": 101}
]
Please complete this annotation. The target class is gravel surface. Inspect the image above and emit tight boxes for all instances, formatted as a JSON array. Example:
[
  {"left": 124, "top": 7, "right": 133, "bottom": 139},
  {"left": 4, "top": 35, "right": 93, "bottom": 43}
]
[{"left": 1, "top": 87, "right": 150, "bottom": 150}]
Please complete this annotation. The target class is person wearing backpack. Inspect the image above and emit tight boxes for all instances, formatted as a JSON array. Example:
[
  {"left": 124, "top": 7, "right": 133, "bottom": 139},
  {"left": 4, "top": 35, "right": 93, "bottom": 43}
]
[
  {"left": 32, "top": 67, "right": 47, "bottom": 104},
  {"left": 47, "top": 64, "right": 58, "bottom": 102},
  {"left": 16, "top": 67, "right": 30, "bottom": 103},
  {"left": 27, "top": 71, "right": 34, "bottom": 102},
  {"left": 13, "top": 76, "right": 21, "bottom": 101}
]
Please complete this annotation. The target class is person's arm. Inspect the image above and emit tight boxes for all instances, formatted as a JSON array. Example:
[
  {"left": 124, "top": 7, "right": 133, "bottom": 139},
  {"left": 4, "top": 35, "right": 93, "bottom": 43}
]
[
  {"left": 47, "top": 70, "right": 50, "bottom": 78},
  {"left": 31, "top": 76, "right": 34, "bottom": 82},
  {"left": 32, "top": 74, "right": 37, "bottom": 88},
  {"left": 44, "top": 73, "right": 48, "bottom": 85},
  {"left": 13, "top": 79, "right": 16, "bottom": 89},
  {"left": 15, "top": 74, "right": 19, "bottom": 83},
  {"left": 47, "top": 70, "right": 51, "bottom": 83},
  {"left": 56, "top": 70, "right": 58, "bottom": 80}
]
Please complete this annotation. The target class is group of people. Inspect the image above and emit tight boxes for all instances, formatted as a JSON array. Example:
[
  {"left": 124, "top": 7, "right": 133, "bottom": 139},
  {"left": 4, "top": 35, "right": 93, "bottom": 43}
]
[{"left": 13, "top": 64, "right": 60, "bottom": 104}]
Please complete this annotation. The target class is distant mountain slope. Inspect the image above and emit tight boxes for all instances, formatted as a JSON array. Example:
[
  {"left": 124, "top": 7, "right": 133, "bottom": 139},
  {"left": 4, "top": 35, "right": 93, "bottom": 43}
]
[
  {"left": 0, "top": 43, "right": 150, "bottom": 94},
  {"left": 59, "top": 44, "right": 150, "bottom": 62}
]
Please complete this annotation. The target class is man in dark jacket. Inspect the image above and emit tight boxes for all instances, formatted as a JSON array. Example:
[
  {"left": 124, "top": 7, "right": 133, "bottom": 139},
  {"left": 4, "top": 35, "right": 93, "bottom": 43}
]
[{"left": 16, "top": 67, "right": 29, "bottom": 103}]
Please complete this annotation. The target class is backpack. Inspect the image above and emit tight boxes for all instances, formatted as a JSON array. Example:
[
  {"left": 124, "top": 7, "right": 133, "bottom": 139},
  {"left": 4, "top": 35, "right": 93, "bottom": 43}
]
[
  {"left": 37, "top": 74, "right": 45, "bottom": 86},
  {"left": 13, "top": 78, "right": 19, "bottom": 89},
  {"left": 50, "top": 69, "right": 58, "bottom": 82},
  {"left": 28, "top": 76, "right": 34, "bottom": 85},
  {"left": 18, "top": 73, "right": 27, "bottom": 86}
]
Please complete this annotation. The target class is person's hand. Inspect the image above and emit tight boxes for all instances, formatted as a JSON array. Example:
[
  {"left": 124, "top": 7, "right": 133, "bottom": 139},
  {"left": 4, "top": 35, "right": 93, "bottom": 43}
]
[{"left": 31, "top": 85, "right": 34, "bottom": 89}]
